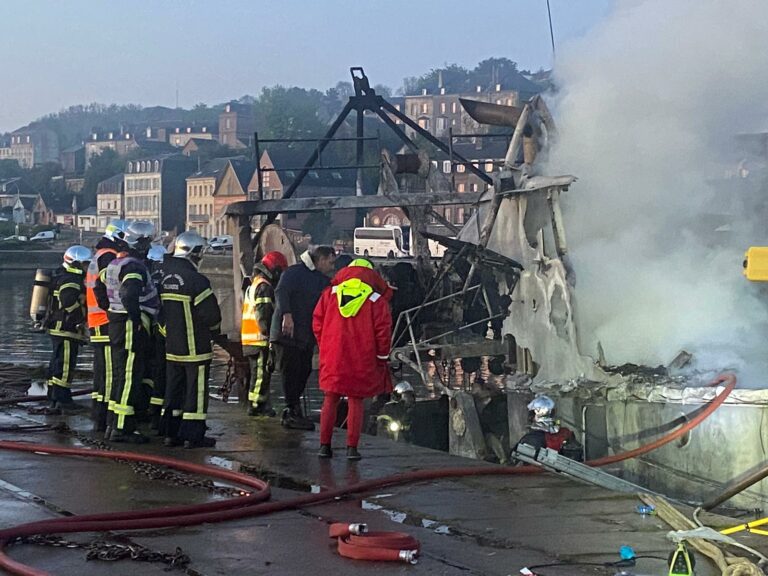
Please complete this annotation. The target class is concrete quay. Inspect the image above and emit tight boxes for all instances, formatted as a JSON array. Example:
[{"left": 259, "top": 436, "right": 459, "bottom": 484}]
[{"left": 0, "top": 395, "right": 755, "bottom": 576}]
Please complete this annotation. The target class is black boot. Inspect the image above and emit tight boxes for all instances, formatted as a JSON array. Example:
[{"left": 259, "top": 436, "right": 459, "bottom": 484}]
[
  {"left": 281, "top": 406, "right": 314, "bottom": 431},
  {"left": 318, "top": 444, "right": 333, "bottom": 458},
  {"left": 346, "top": 446, "right": 362, "bottom": 461}
]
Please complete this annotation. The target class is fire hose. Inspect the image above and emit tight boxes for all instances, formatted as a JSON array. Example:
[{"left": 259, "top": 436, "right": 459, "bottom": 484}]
[
  {"left": 0, "top": 389, "right": 92, "bottom": 407},
  {"left": 0, "top": 373, "right": 736, "bottom": 575}
]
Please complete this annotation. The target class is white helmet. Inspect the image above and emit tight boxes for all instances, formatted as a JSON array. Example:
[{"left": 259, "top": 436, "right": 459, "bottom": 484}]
[
  {"left": 173, "top": 231, "right": 206, "bottom": 262},
  {"left": 527, "top": 395, "right": 555, "bottom": 417},
  {"left": 147, "top": 244, "right": 166, "bottom": 263},
  {"left": 124, "top": 220, "right": 156, "bottom": 249},
  {"left": 63, "top": 245, "right": 92, "bottom": 266},
  {"left": 104, "top": 219, "right": 128, "bottom": 242}
]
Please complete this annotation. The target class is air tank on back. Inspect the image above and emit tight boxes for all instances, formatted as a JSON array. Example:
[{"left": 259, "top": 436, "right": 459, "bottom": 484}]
[{"left": 29, "top": 268, "right": 52, "bottom": 324}]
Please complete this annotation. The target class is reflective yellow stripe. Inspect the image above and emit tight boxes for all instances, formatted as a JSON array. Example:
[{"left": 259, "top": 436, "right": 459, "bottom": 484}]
[
  {"left": 123, "top": 272, "right": 143, "bottom": 281},
  {"left": 150, "top": 397, "right": 164, "bottom": 406},
  {"left": 64, "top": 302, "right": 80, "bottom": 313},
  {"left": 61, "top": 339, "right": 71, "bottom": 386},
  {"left": 194, "top": 288, "right": 213, "bottom": 306},
  {"left": 116, "top": 322, "right": 136, "bottom": 428},
  {"left": 252, "top": 297, "right": 273, "bottom": 305},
  {"left": 165, "top": 352, "right": 213, "bottom": 362},
  {"left": 49, "top": 329, "right": 85, "bottom": 340},
  {"left": 158, "top": 325, "right": 167, "bottom": 336},
  {"left": 104, "top": 345, "right": 113, "bottom": 404},
  {"left": 182, "top": 364, "right": 207, "bottom": 421},
  {"left": 161, "top": 293, "right": 192, "bottom": 302},
  {"left": 59, "top": 282, "right": 81, "bottom": 292}
]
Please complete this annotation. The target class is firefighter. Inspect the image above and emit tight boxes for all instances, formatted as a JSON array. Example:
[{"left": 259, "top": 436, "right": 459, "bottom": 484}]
[
  {"left": 146, "top": 244, "right": 168, "bottom": 431},
  {"left": 242, "top": 251, "right": 288, "bottom": 417},
  {"left": 313, "top": 258, "right": 393, "bottom": 460},
  {"left": 45, "top": 245, "right": 92, "bottom": 411},
  {"left": 86, "top": 219, "right": 127, "bottom": 432},
  {"left": 105, "top": 220, "right": 159, "bottom": 443},
  {"left": 159, "top": 231, "right": 222, "bottom": 449}
]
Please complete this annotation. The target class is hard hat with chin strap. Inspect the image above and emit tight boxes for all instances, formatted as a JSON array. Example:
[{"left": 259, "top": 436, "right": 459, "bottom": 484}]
[
  {"left": 349, "top": 258, "right": 373, "bottom": 269},
  {"left": 63, "top": 245, "right": 93, "bottom": 266},
  {"left": 173, "top": 231, "right": 206, "bottom": 260},
  {"left": 147, "top": 244, "right": 167, "bottom": 263},
  {"left": 124, "top": 220, "right": 156, "bottom": 248},
  {"left": 104, "top": 219, "right": 128, "bottom": 242}
]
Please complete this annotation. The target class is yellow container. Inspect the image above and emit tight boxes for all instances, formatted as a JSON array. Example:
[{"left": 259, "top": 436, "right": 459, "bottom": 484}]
[{"left": 743, "top": 247, "right": 768, "bottom": 281}]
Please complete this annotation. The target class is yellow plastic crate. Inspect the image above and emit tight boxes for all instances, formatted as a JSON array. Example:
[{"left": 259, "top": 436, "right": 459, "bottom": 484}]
[{"left": 744, "top": 247, "right": 768, "bottom": 281}]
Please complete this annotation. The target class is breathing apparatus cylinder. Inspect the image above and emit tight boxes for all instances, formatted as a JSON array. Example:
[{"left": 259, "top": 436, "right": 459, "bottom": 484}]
[{"left": 29, "top": 268, "right": 52, "bottom": 323}]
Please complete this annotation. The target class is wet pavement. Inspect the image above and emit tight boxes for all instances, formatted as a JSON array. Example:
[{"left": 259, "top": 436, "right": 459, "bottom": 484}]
[{"left": 0, "top": 392, "right": 748, "bottom": 576}]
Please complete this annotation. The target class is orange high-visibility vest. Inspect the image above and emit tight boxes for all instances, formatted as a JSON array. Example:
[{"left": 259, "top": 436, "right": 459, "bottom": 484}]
[
  {"left": 86, "top": 247, "right": 117, "bottom": 329},
  {"left": 241, "top": 276, "right": 273, "bottom": 346}
]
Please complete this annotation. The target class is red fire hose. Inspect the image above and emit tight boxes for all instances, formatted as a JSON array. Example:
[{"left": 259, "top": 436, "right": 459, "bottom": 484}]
[
  {"left": 0, "top": 374, "right": 736, "bottom": 575},
  {"left": 330, "top": 523, "right": 421, "bottom": 564}
]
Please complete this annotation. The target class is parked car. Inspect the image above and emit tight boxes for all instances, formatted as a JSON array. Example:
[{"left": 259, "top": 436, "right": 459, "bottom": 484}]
[
  {"left": 207, "top": 235, "right": 233, "bottom": 251},
  {"left": 2, "top": 235, "right": 29, "bottom": 242},
  {"left": 30, "top": 230, "right": 55, "bottom": 242}
]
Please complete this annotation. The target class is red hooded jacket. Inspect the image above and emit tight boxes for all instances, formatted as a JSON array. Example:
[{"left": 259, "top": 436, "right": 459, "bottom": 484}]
[{"left": 312, "top": 266, "right": 392, "bottom": 398}]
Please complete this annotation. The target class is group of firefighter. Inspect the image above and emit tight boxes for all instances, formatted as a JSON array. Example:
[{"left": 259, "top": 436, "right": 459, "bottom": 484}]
[
  {"left": 45, "top": 220, "right": 222, "bottom": 448},
  {"left": 44, "top": 220, "right": 394, "bottom": 459}
]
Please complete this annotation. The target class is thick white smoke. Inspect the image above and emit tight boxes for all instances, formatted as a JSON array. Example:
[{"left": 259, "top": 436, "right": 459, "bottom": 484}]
[{"left": 549, "top": 0, "right": 768, "bottom": 386}]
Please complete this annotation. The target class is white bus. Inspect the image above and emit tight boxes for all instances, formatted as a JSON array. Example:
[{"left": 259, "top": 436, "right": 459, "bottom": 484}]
[{"left": 353, "top": 226, "right": 408, "bottom": 258}]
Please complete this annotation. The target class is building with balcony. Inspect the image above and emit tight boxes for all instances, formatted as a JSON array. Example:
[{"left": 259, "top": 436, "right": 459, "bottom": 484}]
[
  {"left": 124, "top": 154, "right": 196, "bottom": 233},
  {"left": 185, "top": 158, "right": 230, "bottom": 238},
  {"left": 96, "top": 174, "right": 124, "bottom": 230}
]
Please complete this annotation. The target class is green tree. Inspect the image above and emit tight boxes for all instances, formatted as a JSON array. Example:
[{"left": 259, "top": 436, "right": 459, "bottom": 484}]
[
  {"left": 255, "top": 86, "right": 327, "bottom": 141},
  {"left": 81, "top": 149, "right": 125, "bottom": 207},
  {"left": 302, "top": 211, "right": 336, "bottom": 244},
  {"left": 0, "top": 160, "right": 23, "bottom": 180}
]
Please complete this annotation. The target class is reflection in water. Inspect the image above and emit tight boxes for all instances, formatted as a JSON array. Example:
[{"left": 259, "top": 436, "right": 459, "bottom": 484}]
[{"left": 0, "top": 270, "right": 92, "bottom": 369}]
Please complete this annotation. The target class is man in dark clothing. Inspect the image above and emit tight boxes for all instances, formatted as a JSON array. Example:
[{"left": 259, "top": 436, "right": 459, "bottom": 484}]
[
  {"left": 105, "top": 221, "right": 159, "bottom": 444},
  {"left": 146, "top": 244, "right": 168, "bottom": 431},
  {"left": 86, "top": 220, "right": 127, "bottom": 431},
  {"left": 160, "top": 231, "right": 222, "bottom": 449},
  {"left": 270, "top": 245, "right": 336, "bottom": 430},
  {"left": 46, "top": 245, "right": 91, "bottom": 411}
]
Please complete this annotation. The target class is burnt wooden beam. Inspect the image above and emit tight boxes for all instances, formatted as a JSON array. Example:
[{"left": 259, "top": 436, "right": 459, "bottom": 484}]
[{"left": 226, "top": 191, "right": 485, "bottom": 216}]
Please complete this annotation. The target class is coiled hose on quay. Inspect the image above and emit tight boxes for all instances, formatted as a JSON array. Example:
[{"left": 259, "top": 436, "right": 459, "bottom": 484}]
[{"left": 0, "top": 373, "right": 737, "bottom": 575}]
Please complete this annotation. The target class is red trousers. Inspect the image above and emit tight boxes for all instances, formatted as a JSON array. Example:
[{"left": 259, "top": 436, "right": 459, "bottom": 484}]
[{"left": 320, "top": 393, "right": 364, "bottom": 448}]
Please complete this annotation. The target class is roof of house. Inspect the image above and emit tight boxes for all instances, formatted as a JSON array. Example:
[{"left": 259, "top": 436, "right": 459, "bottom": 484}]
[
  {"left": 261, "top": 148, "right": 357, "bottom": 192},
  {"left": 183, "top": 138, "right": 221, "bottom": 152},
  {"left": 78, "top": 206, "right": 98, "bottom": 216},
  {"left": 96, "top": 173, "right": 124, "bottom": 196},
  {"left": 44, "top": 193, "right": 78, "bottom": 213},
  {"left": 187, "top": 157, "right": 238, "bottom": 180},
  {"left": 61, "top": 144, "right": 85, "bottom": 154},
  {"left": 451, "top": 137, "right": 510, "bottom": 160},
  {"left": 227, "top": 158, "right": 256, "bottom": 192}
]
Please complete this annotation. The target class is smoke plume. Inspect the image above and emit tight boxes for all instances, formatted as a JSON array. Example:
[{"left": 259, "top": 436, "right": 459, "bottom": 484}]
[{"left": 549, "top": 0, "right": 768, "bottom": 386}]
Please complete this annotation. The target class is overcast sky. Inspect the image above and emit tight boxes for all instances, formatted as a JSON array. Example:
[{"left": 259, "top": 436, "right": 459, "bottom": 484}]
[{"left": 0, "top": 0, "right": 612, "bottom": 132}]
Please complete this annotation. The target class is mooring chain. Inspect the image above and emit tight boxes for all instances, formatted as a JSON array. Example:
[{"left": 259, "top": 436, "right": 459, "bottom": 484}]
[
  {"left": 17, "top": 535, "right": 192, "bottom": 571},
  {"left": 218, "top": 356, "right": 235, "bottom": 403},
  {"left": 51, "top": 423, "right": 242, "bottom": 497}
]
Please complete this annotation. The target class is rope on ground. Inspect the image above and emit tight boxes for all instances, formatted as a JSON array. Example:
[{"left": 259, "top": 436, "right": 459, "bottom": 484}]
[{"left": 640, "top": 493, "right": 764, "bottom": 575}]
